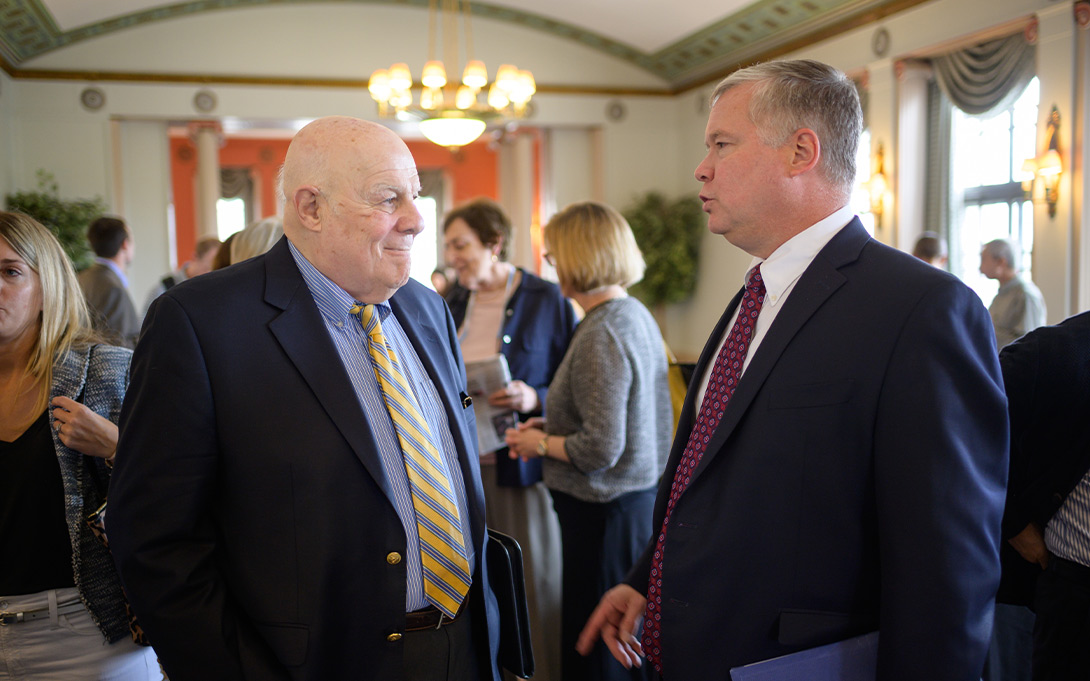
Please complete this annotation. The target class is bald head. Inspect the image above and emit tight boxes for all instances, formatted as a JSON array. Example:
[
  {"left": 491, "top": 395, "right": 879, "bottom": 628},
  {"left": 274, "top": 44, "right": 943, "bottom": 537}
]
[{"left": 282, "top": 116, "right": 424, "bottom": 302}]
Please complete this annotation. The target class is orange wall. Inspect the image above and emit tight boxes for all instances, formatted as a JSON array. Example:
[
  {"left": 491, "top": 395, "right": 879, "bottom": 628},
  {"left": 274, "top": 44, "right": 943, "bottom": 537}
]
[{"left": 170, "top": 134, "right": 512, "bottom": 262}]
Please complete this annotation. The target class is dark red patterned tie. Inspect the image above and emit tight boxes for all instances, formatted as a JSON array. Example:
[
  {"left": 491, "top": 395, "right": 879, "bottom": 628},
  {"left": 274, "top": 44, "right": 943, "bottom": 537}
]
[{"left": 642, "top": 265, "right": 766, "bottom": 673}]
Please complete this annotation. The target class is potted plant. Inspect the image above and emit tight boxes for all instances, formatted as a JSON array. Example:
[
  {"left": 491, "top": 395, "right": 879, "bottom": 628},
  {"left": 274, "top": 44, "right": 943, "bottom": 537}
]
[
  {"left": 5, "top": 170, "right": 107, "bottom": 270},
  {"left": 623, "top": 191, "right": 704, "bottom": 315}
]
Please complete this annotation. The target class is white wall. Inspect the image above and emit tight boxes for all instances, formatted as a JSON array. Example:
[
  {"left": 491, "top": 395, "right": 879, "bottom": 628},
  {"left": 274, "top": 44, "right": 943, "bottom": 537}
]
[{"left": 2, "top": 0, "right": 1084, "bottom": 351}]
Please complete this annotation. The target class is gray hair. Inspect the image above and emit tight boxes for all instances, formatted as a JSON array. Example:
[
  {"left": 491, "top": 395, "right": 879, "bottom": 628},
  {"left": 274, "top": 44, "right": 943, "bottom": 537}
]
[
  {"left": 711, "top": 59, "right": 862, "bottom": 197},
  {"left": 983, "top": 238, "right": 1019, "bottom": 270}
]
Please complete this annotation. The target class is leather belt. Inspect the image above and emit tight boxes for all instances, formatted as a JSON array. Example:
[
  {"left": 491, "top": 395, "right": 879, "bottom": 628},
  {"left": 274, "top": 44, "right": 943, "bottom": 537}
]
[
  {"left": 0, "top": 600, "right": 84, "bottom": 626},
  {"left": 404, "top": 604, "right": 462, "bottom": 632}
]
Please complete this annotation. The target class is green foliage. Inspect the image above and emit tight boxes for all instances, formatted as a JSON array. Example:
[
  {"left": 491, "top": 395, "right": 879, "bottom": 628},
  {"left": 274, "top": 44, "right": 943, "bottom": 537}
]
[
  {"left": 624, "top": 192, "right": 704, "bottom": 307},
  {"left": 5, "top": 170, "right": 106, "bottom": 271}
]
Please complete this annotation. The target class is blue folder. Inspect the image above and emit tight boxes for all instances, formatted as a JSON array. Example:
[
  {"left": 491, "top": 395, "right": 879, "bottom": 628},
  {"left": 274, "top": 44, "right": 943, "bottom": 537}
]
[{"left": 729, "top": 631, "right": 879, "bottom": 681}]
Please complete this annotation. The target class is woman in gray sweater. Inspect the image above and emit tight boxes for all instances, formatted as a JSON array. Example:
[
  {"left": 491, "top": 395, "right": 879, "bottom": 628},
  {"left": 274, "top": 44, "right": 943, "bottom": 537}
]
[{"left": 506, "top": 202, "right": 671, "bottom": 681}]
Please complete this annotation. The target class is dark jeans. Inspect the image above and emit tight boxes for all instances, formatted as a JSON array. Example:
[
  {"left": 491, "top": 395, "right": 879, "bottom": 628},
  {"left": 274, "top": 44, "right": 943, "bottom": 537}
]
[
  {"left": 551, "top": 486, "right": 657, "bottom": 681},
  {"left": 1032, "top": 556, "right": 1090, "bottom": 681}
]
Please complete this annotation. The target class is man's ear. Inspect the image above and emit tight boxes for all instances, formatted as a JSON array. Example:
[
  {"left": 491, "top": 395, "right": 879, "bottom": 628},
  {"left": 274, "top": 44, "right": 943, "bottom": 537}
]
[
  {"left": 788, "top": 128, "right": 821, "bottom": 177},
  {"left": 293, "top": 186, "right": 323, "bottom": 233}
]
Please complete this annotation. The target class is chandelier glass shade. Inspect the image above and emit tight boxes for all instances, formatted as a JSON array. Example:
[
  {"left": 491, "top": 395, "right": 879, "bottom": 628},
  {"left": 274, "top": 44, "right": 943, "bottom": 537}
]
[{"left": 368, "top": 0, "right": 535, "bottom": 147}]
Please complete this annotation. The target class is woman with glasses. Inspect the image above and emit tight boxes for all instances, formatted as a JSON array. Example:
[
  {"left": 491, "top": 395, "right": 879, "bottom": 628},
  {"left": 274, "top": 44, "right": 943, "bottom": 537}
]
[
  {"left": 506, "top": 201, "right": 671, "bottom": 681},
  {"left": 443, "top": 198, "right": 578, "bottom": 681}
]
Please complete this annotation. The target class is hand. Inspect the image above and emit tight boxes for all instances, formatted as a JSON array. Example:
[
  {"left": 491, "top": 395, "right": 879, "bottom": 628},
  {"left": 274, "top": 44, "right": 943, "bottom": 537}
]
[
  {"left": 577, "top": 584, "right": 646, "bottom": 669},
  {"left": 488, "top": 380, "right": 539, "bottom": 414},
  {"left": 504, "top": 424, "right": 545, "bottom": 461},
  {"left": 1009, "top": 524, "right": 1049, "bottom": 569},
  {"left": 50, "top": 396, "right": 118, "bottom": 460}
]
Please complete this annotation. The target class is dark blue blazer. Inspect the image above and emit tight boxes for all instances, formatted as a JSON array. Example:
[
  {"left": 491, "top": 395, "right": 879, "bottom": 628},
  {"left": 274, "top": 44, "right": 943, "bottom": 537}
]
[
  {"left": 110, "top": 238, "right": 501, "bottom": 681},
  {"left": 626, "top": 219, "right": 1008, "bottom": 680},
  {"left": 998, "top": 311, "right": 1090, "bottom": 606},
  {"left": 447, "top": 270, "right": 577, "bottom": 486}
]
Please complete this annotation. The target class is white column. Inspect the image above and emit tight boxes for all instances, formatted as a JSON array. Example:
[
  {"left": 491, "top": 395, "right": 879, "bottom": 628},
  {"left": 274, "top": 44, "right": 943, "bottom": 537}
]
[
  {"left": 497, "top": 132, "right": 536, "bottom": 270},
  {"left": 191, "top": 122, "right": 222, "bottom": 239},
  {"left": 896, "top": 60, "right": 932, "bottom": 252},
  {"left": 1034, "top": 5, "right": 1078, "bottom": 320},
  {"left": 866, "top": 59, "right": 897, "bottom": 246}
]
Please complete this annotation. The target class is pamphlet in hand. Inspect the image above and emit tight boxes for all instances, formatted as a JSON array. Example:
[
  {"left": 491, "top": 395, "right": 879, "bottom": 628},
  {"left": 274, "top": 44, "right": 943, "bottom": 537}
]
[{"left": 464, "top": 354, "right": 518, "bottom": 454}]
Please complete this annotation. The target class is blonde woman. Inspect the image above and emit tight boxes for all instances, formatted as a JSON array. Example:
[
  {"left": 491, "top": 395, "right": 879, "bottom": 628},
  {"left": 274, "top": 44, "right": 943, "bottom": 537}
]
[
  {"left": 506, "top": 202, "right": 671, "bottom": 681},
  {"left": 0, "top": 211, "right": 160, "bottom": 679}
]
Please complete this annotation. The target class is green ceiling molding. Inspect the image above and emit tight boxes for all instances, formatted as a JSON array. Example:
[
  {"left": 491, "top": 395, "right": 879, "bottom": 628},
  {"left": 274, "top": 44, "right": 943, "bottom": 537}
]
[{"left": 0, "top": 0, "right": 908, "bottom": 87}]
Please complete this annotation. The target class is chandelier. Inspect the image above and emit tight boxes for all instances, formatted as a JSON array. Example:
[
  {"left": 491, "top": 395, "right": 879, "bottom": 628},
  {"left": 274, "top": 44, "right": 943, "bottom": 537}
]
[{"left": 368, "top": 0, "right": 536, "bottom": 147}]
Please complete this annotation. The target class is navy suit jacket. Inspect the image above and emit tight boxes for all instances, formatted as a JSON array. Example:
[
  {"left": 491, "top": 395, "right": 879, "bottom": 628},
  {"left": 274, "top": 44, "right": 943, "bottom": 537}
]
[
  {"left": 625, "top": 219, "right": 1008, "bottom": 680},
  {"left": 997, "top": 311, "right": 1090, "bottom": 606},
  {"left": 110, "top": 238, "right": 501, "bottom": 681}
]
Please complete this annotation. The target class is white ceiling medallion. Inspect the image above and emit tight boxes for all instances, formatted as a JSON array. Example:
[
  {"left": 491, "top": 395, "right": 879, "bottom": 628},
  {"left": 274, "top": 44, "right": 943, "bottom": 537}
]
[
  {"left": 80, "top": 87, "right": 105, "bottom": 111},
  {"left": 193, "top": 90, "right": 217, "bottom": 113}
]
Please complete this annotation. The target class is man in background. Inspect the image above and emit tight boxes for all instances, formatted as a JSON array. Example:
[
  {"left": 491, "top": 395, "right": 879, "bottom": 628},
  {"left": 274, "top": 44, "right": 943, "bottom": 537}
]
[
  {"left": 578, "top": 59, "right": 1008, "bottom": 681},
  {"left": 980, "top": 238, "right": 1046, "bottom": 348},
  {"left": 911, "top": 230, "right": 947, "bottom": 268},
  {"left": 79, "top": 215, "right": 140, "bottom": 348},
  {"left": 141, "top": 235, "right": 221, "bottom": 317},
  {"left": 999, "top": 311, "right": 1090, "bottom": 680},
  {"left": 109, "top": 116, "right": 500, "bottom": 681}
]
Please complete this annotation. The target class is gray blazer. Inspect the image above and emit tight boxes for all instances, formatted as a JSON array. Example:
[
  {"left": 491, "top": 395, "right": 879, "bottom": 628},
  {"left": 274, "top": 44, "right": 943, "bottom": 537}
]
[
  {"left": 78, "top": 263, "right": 140, "bottom": 349},
  {"left": 49, "top": 343, "right": 134, "bottom": 642}
]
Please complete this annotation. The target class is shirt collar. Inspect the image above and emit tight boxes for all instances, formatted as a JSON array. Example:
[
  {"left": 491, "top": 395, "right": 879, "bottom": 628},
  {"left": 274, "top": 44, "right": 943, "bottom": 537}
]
[
  {"left": 93, "top": 257, "right": 128, "bottom": 288},
  {"left": 745, "top": 204, "right": 855, "bottom": 305},
  {"left": 287, "top": 240, "right": 391, "bottom": 325}
]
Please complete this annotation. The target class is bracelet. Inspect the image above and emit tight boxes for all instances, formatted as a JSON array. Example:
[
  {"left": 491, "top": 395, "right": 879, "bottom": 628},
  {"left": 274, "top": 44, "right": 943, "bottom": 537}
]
[
  {"left": 535, "top": 435, "right": 550, "bottom": 458},
  {"left": 104, "top": 452, "right": 116, "bottom": 469}
]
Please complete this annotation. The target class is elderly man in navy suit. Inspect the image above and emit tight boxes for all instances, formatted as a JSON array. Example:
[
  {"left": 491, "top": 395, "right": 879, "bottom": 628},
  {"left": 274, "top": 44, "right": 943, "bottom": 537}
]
[
  {"left": 109, "top": 116, "right": 500, "bottom": 681},
  {"left": 579, "top": 59, "right": 1008, "bottom": 681}
]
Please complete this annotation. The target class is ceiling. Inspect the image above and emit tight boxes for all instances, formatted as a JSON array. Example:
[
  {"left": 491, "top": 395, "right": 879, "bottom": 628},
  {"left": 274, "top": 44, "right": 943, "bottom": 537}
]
[{"left": 0, "top": 0, "right": 928, "bottom": 92}]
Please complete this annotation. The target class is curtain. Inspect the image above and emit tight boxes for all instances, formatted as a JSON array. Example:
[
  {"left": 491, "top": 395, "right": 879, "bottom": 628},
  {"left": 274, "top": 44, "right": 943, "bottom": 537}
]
[
  {"left": 925, "top": 79, "right": 954, "bottom": 253},
  {"left": 932, "top": 33, "right": 1035, "bottom": 116},
  {"left": 220, "top": 167, "right": 254, "bottom": 225}
]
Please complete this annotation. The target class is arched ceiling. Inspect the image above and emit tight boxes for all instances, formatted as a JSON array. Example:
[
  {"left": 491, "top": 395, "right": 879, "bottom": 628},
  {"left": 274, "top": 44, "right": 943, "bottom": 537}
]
[{"left": 0, "top": 0, "right": 927, "bottom": 92}]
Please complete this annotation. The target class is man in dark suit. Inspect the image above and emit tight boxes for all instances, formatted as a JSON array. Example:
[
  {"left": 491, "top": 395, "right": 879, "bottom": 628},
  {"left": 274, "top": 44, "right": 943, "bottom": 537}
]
[
  {"left": 78, "top": 216, "right": 140, "bottom": 348},
  {"left": 578, "top": 59, "right": 1008, "bottom": 680},
  {"left": 998, "top": 311, "right": 1090, "bottom": 680},
  {"left": 109, "top": 116, "right": 500, "bottom": 681}
]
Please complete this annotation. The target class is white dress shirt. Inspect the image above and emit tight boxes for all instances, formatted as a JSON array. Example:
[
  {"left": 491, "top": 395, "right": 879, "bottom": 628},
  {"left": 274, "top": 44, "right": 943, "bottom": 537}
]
[{"left": 693, "top": 205, "right": 856, "bottom": 410}]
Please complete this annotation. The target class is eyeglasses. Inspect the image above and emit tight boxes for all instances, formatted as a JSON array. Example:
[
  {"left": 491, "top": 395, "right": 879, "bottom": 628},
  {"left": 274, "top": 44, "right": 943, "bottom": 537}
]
[{"left": 542, "top": 252, "right": 555, "bottom": 266}]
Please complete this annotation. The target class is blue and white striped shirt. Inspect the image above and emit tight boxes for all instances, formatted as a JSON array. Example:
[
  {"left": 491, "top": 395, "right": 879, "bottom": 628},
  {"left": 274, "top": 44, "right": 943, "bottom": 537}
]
[
  {"left": 1045, "top": 469, "right": 1090, "bottom": 568},
  {"left": 289, "top": 241, "right": 475, "bottom": 611}
]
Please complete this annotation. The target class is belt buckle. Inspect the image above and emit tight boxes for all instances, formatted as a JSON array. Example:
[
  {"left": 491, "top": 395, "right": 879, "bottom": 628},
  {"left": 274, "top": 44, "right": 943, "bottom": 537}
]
[{"left": 0, "top": 612, "right": 21, "bottom": 626}]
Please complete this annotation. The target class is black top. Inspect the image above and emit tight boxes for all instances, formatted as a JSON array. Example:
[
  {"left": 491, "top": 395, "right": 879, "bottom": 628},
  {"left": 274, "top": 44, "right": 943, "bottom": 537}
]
[{"left": 0, "top": 410, "right": 76, "bottom": 594}]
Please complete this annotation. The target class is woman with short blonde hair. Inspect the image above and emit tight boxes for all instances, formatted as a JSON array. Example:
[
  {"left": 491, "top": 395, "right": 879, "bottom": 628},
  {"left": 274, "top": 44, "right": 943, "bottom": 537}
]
[{"left": 507, "top": 201, "right": 671, "bottom": 681}]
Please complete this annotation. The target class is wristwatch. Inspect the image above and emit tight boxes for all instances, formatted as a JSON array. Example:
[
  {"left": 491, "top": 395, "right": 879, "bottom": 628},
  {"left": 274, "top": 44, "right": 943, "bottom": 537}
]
[{"left": 536, "top": 435, "right": 550, "bottom": 458}]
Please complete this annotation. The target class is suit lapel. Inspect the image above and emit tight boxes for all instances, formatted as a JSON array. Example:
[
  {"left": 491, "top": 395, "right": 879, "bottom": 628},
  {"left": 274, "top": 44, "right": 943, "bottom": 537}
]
[
  {"left": 262, "top": 241, "right": 396, "bottom": 501},
  {"left": 687, "top": 219, "right": 870, "bottom": 484}
]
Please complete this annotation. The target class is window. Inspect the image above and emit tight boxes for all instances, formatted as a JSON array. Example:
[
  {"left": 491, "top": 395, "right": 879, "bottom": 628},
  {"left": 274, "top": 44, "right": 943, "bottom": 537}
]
[
  {"left": 852, "top": 128, "right": 876, "bottom": 236},
  {"left": 216, "top": 197, "right": 247, "bottom": 240},
  {"left": 950, "top": 77, "right": 1038, "bottom": 303},
  {"left": 411, "top": 195, "right": 440, "bottom": 289}
]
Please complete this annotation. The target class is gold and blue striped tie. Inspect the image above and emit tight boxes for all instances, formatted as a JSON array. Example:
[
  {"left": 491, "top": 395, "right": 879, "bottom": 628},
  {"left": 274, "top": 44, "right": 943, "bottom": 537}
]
[{"left": 351, "top": 303, "right": 472, "bottom": 617}]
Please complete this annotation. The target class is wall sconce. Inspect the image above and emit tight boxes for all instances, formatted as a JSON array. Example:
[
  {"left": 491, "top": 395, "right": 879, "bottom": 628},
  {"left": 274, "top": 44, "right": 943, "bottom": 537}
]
[
  {"left": 1021, "top": 105, "right": 1063, "bottom": 218},
  {"left": 868, "top": 142, "right": 888, "bottom": 229}
]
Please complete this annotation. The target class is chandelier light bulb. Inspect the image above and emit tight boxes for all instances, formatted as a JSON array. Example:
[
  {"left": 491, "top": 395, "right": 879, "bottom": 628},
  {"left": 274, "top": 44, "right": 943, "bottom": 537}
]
[
  {"left": 487, "top": 83, "right": 509, "bottom": 110},
  {"left": 495, "top": 64, "right": 519, "bottom": 93},
  {"left": 421, "top": 60, "right": 447, "bottom": 89},
  {"left": 388, "top": 63, "right": 413, "bottom": 91},
  {"left": 420, "top": 86, "right": 443, "bottom": 110},
  {"left": 455, "top": 85, "right": 476, "bottom": 110},
  {"left": 462, "top": 60, "right": 488, "bottom": 90},
  {"left": 368, "top": 69, "right": 391, "bottom": 102}
]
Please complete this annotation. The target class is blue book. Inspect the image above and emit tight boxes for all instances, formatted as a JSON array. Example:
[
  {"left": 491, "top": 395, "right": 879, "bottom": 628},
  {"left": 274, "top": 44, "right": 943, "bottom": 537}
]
[{"left": 729, "top": 631, "right": 879, "bottom": 681}]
